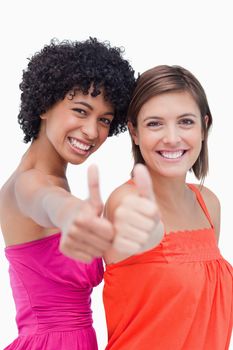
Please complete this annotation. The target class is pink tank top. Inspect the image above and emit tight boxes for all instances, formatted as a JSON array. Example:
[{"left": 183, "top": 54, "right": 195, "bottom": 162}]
[{"left": 4, "top": 233, "right": 103, "bottom": 349}]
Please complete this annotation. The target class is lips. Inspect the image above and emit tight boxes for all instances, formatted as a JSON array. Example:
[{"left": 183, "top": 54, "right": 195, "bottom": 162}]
[{"left": 67, "top": 137, "right": 95, "bottom": 153}]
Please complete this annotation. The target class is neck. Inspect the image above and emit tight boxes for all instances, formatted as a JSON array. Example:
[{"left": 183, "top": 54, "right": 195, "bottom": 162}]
[
  {"left": 21, "top": 135, "right": 68, "bottom": 178},
  {"left": 147, "top": 170, "right": 191, "bottom": 208}
]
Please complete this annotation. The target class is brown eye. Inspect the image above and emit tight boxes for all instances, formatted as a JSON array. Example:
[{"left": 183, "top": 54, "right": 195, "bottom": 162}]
[
  {"left": 72, "top": 108, "right": 86, "bottom": 116},
  {"left": 99, "top": 117, "right": 112, "bottom": 126},
  {"left": 179, "top": 118, "right": 194, "bottom": 125},
  {"left": 147, "top": 121, "right": 162, "bottom": 127}
]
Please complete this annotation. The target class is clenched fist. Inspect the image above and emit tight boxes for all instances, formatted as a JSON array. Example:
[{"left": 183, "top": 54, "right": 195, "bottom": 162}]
[
  {"left": 113, "top": 164, "right": 164, "bottom": 255},
  {"left": 60, "top": 165, "right": 114, "bottom": 262}
]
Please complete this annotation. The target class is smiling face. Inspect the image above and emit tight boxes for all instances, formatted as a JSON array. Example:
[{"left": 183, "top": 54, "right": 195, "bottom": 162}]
[
  {"left": 40, "top": 88, "right": 114, "bottom": 165},
  {"left": 129, "top": 91, "right": 206, "bottom": 180}
]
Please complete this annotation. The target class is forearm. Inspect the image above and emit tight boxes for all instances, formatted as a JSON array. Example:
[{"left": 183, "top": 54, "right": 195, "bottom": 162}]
[
  {"left": 16, "top": 184, "right": 81, "bottom": 229},
  {"left": 41, "top": 187, "right": 81, "bottom": 229}
]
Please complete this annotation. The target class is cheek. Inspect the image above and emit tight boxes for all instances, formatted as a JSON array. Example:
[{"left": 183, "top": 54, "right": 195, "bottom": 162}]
[
  {"left": 62, "top": 117, "right": 78, "bottom": 129},
  {"left": 98, "top": 128, "right": 110, "bottom": 144},
  {"left": 188, "top": 132, "right": 203, "bottom": 159},
  {"left": 44, "top": 117, "right": 67, "bottom": 145},
  {"left": 185, "top": 125, "right": 202, "bottom": 142},
  {"left": 44, "top": 120, "right": 56, "bottom": 140},
  {"left": 138, "top": 130, "right": 158, "bottom": 148},
  {"left": 191, "top": 131, "right": 203, "bottom": 147}
]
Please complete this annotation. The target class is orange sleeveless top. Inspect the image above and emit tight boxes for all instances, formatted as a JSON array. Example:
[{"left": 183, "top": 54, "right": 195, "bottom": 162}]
[{"left": 103, "top": 184, "right": 233, "bottom": 350}]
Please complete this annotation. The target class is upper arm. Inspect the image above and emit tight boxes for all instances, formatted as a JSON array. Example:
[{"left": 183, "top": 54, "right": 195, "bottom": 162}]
[
  {"left": 104, "top": 183, "right": 137, "bottom": 223},
  {"left": 14, "top": 170, "right": 65, "bottom": 226},
  {"left": 14, "top": 169, "right": 53, "bottom": 210},
  {"left": 201, "top": 186, "right": 221, "bottom": 243},
  {"left": 104, "top": 182, "right": 138, "bottom": 264}
]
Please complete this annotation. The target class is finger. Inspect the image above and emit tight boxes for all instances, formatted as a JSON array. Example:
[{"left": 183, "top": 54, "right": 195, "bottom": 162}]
[
  {"left": 115, "top": 223, "right": 149, "bottom": 244},
  {"left": 87, "top": 164, "right": 103, "bottom": 212},
  {"left": 73, "top": 252, "right": 94, "bottom": 263},
  {"left": 59, "top": 239, "right": 94, "bottom": 262},
  {"left": 70, "top": 240, "right": 103, "bottom": 258},
  {"left": 113, "top": 236, "right": 141, "bottom": 254},
  {"left": 133, "top": 163, "right": 155, "bottom": 201},
  {"left": 116, "top": 196, "right": 157, "bottom": 218},
  {"left": 67, "top": 251, "right": 94, "bottom": 263},
  {"left": 115, "top": 208, "right": 157, "bottom": 232},
  {"left": 74, "top": 216, "right": 114, "bottom": 243},
  {"left": 60, "top": 235, "right": 103, "bottom": 260},
  {"left": 67, "top": 226, "right": 113, "bottom": 252}
]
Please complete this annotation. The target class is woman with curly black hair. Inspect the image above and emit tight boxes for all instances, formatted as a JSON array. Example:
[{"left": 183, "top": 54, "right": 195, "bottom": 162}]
[{"left": 0, "top": 37, "right": 136, "bottom": 350}]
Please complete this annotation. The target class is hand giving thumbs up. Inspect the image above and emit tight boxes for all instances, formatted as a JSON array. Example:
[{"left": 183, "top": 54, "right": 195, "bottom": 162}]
[
  {"left": 60, "top": 164, "right": 114, "bottom": 262},
  {"left": 112, "top": 164, "right": 164, "bottom": 256}
]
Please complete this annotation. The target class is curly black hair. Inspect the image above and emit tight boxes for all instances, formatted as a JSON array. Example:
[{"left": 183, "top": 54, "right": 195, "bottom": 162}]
[{"left": 18, "top": 37, "right": 136, "bottom": 143}]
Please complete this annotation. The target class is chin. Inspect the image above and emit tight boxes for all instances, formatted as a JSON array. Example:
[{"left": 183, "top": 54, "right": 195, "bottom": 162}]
[
  {"left": 152, "top": 166, "right": 189, "bottom": 179},
  {"left": 69, "top": 156, "right": 88, "bottom": 165}
]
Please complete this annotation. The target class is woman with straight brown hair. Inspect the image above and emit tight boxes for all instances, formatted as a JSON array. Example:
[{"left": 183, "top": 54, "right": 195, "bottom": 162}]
[{"left": 103, "top": 65, "right": 233, "bottom": 350}]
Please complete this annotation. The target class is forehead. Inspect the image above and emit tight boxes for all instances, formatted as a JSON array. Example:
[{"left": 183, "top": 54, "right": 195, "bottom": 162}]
[
  {"left": 138, "top": 91, "right": 200, "bottom": 118},
  {"left": 66, "top": 88, "right": 114, "bottom": 111}
]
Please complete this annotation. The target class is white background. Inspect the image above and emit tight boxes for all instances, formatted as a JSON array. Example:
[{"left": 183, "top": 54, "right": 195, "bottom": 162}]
[{"left": 0, "top": 0, "right": 232, "bottom": 349}]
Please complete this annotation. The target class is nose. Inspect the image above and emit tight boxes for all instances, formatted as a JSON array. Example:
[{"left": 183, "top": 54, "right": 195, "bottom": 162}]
[
  {"left": 82, "top": 119, "right": 98, "bottom": 140},
  {"left": 162, "top": 125, "right": 181, "bottom": 145}
]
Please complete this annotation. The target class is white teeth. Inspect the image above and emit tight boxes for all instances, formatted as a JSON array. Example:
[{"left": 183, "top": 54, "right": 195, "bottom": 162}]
[
  {"left": 159, "top": 150, "right": 184, "bottom": 159},
  {"left": 69, "top": 138, "right": 92, "bottom": 151}
]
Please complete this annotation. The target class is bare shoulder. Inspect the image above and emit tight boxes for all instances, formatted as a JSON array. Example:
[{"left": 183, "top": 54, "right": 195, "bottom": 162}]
[
  {"left": 0, "top": 168, "right": 66, "bottom": 245},
  {"left": 0, "top": 168, "right": 52, "bottom": 223},
  {"left": 197, "top": 185, "right": 221, "bottom": 242},
  {"left": 104, "top": 180, "right": 137, "bottom": 221},
  {"left": 199, "top": 185, "right": 221, "bottom": 213},
  {"left": 15, "top": 168, "right": 69, "bottom": 195},
  {"left": 15, "top": 168, "right": 54, "bottom": 189},
  {"left": 1, "top": 169, "right": 59, "bottom": 209},
  {"left": 0, "top": 170, "right": 46, "bottom": 244}
]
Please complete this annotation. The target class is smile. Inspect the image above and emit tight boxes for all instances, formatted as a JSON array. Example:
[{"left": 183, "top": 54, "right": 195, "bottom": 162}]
[
  {"left": 68, "top": 137, "right": 95, "bottom": 152},
  {"left": 158, "top": 150, "right": 186, "bottom": 159}
]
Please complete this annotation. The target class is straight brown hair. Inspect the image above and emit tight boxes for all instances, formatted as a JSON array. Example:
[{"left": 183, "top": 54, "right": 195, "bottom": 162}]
[{"left": 127, "top": 65, "right": 213, "bottom": 181}]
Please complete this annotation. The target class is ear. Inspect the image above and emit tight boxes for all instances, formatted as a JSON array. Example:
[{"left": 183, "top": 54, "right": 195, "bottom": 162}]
[
  {"left": 40, "top": 110, "right": 49, "bottom": 120},
  {"left": 128, "top": 121, "right": 139, "bottom": 145},
  {"left": 204, "top": 115, "right": 209, "bottom": 127}
]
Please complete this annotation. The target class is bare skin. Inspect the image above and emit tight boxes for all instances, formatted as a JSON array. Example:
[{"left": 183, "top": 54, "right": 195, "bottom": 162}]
[
  {"left": 104, "top": 92, "right": 220, "bottom": 264},
  {"left": 104, "top": 164, "right": 165, "bottom": 263},
  {"left": 0, "top": 90, "right": 115, "bottom": 262}
]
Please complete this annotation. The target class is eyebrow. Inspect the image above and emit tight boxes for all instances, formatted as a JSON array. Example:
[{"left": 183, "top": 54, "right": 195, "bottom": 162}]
[
  {"left": 143, "top": 113, "right": 198, "bottom": 121},
  {"left": 73, "top": 101, "right": 114, "bottom": 116}
]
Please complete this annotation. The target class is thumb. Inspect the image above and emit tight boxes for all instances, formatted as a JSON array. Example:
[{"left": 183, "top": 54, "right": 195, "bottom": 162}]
[
  {"left": 133, "top": 164, "right": 155, "bottom": 201},
  {"left": 87, "top": 164, "right": 103, "bottom": 213}
]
